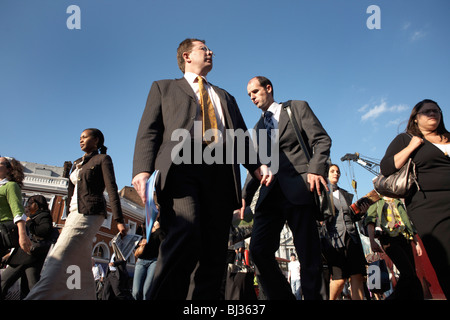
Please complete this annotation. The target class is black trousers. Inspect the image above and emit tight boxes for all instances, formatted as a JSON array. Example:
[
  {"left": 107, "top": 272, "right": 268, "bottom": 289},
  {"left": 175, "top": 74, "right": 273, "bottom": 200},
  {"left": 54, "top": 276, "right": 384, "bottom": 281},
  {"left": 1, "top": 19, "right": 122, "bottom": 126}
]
[
  {"left": 250, "top": 181, "right": 323, "bottom": 300},
  {"left": 379, "top": 235, "right": 424, "bottom": 299},
  {"left": 149, "top": 161, "right": 236, "bottom": 300}
]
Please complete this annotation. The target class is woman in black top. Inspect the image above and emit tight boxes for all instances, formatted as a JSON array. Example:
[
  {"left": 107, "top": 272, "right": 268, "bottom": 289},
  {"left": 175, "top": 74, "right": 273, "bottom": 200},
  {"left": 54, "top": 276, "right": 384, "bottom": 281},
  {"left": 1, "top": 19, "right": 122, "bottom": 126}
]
[
  {"left": 132, "top": 221, "right": 164, "bottom": 300},
  {"left": 380, "top": 99, "right": 450, "bottom": 299},
  {"left": 1, "top": 195, "right": 54, "bottom": 299}
]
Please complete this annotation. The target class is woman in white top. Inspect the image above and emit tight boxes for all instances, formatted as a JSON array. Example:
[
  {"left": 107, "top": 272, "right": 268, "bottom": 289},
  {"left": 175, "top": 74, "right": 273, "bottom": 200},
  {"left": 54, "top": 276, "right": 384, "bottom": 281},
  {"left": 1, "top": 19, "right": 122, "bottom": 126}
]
[{"left": 25, "top": 128, "right": 127, "bottom": 300}]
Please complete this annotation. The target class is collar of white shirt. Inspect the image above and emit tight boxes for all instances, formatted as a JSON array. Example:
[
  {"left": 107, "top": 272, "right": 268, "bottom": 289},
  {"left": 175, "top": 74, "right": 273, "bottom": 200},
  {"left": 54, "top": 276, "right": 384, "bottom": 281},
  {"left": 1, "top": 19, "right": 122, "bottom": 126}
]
[{"left": 263, "top": 102, "right": 282, "bottom": 124}]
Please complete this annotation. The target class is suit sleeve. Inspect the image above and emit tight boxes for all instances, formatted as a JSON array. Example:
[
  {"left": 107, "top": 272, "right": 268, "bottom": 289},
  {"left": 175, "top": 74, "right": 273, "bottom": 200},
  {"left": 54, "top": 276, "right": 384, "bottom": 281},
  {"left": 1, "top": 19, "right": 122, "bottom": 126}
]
[
  {"left": 295, "top": 101, "right": 332, "bottom": 177},
  {"left": 132, "top": 81, "right": 164, "bottom": 178}
]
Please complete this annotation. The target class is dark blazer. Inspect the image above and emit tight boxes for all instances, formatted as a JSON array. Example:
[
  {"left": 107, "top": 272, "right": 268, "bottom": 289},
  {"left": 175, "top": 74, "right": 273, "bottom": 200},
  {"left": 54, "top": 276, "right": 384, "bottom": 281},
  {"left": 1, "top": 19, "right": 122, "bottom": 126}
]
[
  {"left": 324, "top": 188, "right": 362, "bottom": 247},
  {"left": 133, "top": 77, "right": 261, "bottom": 209},
  {"left": 8, "top": 210, "right": 53, "bottom": 266},
  {"left": 243, "top": 100, "right": 331, "bottom": 208},
  {"left": 67, "top": 152, "right": 124, "bottom": 222}
]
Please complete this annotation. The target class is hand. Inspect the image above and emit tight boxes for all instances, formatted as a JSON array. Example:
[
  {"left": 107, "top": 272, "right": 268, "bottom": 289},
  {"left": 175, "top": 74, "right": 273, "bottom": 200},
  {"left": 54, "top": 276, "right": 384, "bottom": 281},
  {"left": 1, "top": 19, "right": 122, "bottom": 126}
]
[
  {"left": 239, "top": 199, "right": 246, "bottom": 220},
  {"left": 17, "top": 220, "right": 32, "bottom": 255},
  {"left": 358, "top": 202, "right": 371, "bottom": 214},
  {"left": 307, "top": 173, "right": 329, "bottom": 195},
  {"left": 370, "top": 238, "right": 383, "bottom": 253},
  {"left": 19, "top": 235, "right": 32, "bottom": 255},
  {"left": 254, "top": 165, "right": 273, "bottom": 187},
  {"left": 132, "top": 172, "right": 151, "bottom": 204},
  {"left": 409, "top": 136, "right": 425, "bottom": 150},
  {"left": 413, "top": 237, "right": 423, "bottom": 256},
  {"left": 117, "top": 223, "right": 128, "bottom": 236}
]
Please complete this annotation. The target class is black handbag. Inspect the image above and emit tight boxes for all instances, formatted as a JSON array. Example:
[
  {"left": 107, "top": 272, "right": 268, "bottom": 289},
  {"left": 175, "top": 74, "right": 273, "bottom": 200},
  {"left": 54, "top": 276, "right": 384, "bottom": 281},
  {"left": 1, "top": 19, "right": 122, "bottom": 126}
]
[
  {"left": 373, "top": 134, "right": 420, "bottom": 198},
  {"left": 0, "top": 220, "right": 20, "bottom": 249},
  {"left": 283, "top": 103, "right": 330, "bottom": 221}
]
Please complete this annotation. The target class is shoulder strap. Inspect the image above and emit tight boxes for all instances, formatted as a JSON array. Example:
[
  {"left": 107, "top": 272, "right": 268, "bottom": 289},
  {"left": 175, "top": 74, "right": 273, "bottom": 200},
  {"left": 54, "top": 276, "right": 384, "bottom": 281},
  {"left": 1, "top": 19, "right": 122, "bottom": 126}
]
[{"left": 283, "top": 103, "right": 312, "bottom": 161}]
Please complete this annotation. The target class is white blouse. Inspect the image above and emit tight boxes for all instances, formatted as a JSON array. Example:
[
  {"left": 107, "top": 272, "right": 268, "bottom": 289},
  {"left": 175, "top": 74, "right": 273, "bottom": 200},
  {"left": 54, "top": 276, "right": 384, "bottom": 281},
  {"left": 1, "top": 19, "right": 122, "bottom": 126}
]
[
  {"left": 69, "top": 167, "right": 80, "bottom": 213},
  {"left": 433, "top": 143, "right": 450, "bottom": 157}
]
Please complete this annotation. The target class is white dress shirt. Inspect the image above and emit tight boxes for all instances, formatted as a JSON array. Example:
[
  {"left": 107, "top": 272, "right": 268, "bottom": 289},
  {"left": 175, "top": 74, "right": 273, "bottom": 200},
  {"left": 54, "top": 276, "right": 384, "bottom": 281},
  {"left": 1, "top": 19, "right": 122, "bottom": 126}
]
[{"left": 184, "top": 72, "right": 225, "bottom": 134}]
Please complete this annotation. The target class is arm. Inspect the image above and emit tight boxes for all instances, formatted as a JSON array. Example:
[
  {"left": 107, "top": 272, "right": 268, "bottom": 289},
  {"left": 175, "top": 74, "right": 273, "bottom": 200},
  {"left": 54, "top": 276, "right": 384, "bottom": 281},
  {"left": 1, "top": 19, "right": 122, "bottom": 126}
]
[
  {"left": 132, "top": 81, "right": 164, "bottom": 203},
  {"left": 380, "top": 133, "right": 423, "bottom": 176},
  {"left": 102, "top": 155, "right": 127, "bottom": 236},
  {"left": 365, "top": 202, "right": 383, "bottom": 253},
  {"left": 293, "top": 101, "right": 332, "bottom": 194},
  {"left": 7, "top": 183, "right": 32, "bottom": 253}
]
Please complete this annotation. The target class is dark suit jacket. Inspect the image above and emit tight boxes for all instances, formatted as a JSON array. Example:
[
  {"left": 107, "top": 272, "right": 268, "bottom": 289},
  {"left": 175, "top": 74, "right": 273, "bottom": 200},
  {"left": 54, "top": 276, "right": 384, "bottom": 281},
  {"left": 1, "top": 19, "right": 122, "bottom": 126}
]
[
  {"left": 133, "top": 77, "right": 261, "bottom": 209},
  {"left": 67, "top": 152, "right": 124, "bottom": 222},
  {"left": 242, "top": 100, "right": 331, "bottom": 209}
]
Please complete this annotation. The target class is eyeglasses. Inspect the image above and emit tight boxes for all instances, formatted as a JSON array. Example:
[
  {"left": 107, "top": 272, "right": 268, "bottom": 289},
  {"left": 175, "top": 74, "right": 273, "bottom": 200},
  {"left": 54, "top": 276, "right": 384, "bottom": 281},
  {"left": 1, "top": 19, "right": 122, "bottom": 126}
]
[
  {"left": 194, "top": 46, "right": 215, "bottom": 57},
  {"left": 419, "top": 108, "right": 441, "bottom": 116}
]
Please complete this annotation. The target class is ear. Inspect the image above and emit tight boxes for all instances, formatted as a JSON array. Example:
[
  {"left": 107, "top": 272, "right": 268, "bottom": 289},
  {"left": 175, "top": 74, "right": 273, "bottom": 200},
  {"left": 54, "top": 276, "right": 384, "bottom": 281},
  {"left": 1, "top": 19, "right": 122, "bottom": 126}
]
[
  {"left": 183, "top": 51, "right": 191, "bottom": 64},
  {"left": 266, "top": 85, "right": 273, "bottom": 94}
]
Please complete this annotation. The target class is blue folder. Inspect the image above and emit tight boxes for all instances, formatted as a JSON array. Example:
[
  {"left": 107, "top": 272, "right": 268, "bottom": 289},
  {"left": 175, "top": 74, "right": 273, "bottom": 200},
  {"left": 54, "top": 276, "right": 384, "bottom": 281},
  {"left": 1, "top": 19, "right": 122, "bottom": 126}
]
[{"left": 145, "top": 170, "right": 160, "bottom": 241}]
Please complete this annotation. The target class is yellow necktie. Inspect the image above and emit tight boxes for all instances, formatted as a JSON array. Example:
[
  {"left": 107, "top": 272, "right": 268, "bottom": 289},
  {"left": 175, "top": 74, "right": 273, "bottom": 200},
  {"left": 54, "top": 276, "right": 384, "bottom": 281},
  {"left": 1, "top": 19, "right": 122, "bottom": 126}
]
[{"left": 197, "top": 76, "right": 218, "bottom": 144}]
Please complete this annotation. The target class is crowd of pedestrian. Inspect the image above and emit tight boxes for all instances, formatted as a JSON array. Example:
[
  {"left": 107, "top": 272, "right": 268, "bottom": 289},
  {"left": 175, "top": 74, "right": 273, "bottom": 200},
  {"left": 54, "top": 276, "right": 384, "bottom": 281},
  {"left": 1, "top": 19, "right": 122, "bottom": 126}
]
[{"left": 1, "top": 38, "right": 448, "bottom": 301}]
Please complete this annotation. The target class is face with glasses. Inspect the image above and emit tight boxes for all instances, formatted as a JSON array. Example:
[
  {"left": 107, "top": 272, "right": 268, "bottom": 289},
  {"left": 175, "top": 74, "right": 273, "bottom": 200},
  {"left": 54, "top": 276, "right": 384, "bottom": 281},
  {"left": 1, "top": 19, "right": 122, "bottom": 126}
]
[
  {"left": 183, "top": 41, "right": 214, "bottom": 76},
  {"left": 416, "top": 102, "right": 442, "bottom": 132}
]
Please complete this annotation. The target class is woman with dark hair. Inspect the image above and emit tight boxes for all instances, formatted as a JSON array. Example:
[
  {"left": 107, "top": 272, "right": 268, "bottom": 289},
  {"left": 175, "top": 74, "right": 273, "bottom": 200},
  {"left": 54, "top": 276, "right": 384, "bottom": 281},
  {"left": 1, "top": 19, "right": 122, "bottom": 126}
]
[
  {"left": 1, "top": 195, "right": 54, "bottom": 299},
  {"left": 25, "top": 128, "right": 127, "bottom": 300},
  {"left": 380, "top": 99, "right": 450, "bottom": 299},
  {"left": 0, "top": 156, "right": 32, "bottom": 298},
  {"left": 323, "top": 164, "right": 369, "bottom": 300}
]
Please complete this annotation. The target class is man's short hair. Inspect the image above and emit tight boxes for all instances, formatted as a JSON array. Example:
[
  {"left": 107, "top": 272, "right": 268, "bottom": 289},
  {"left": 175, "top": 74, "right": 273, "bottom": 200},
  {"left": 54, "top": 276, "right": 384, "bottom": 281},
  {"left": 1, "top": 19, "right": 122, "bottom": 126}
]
[
  {"left": 177, "top": 38, "right": 206, "bottom": 73},
  {"left": 254, "top": 76, "right": 274, "bottom": 98}
]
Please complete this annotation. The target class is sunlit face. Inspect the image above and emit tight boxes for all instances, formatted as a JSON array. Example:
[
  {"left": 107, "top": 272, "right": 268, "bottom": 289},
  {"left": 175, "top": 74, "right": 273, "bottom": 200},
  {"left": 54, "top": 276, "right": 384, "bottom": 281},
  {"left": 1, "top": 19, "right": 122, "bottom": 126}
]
[
  {"left": 247, "top": 78, "right": 274, "bottom": 112},
  {"left": 184, "top": 41, "right": 214, "bottom": 76},
  {"left": 328, "top": 165, "right": 341, "bottom": 185},
  {"left": 79, "top": 130, "right": 99, "bottom": 154},
  {"left": 416, "top": 102, "right": 442, "bottom": 133},
  {"left": 0, "top": 157, "right": 10, "bottom": 180}
]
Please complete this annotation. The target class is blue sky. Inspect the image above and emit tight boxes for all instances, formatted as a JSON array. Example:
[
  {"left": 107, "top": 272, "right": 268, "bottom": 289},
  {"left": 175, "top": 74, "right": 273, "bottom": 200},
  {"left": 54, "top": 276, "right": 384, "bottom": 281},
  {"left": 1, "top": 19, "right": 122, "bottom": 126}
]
[{"left": 1, "top": 0, "right": 449, "bottom": 200}]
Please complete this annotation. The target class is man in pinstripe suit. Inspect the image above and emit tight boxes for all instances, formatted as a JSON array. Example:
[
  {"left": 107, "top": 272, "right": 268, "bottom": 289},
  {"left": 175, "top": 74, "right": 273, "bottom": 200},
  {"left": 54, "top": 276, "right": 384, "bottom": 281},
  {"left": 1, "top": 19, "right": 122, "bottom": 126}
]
[{"left": 132, "top": 39, "right": 272, "bottom": 300}]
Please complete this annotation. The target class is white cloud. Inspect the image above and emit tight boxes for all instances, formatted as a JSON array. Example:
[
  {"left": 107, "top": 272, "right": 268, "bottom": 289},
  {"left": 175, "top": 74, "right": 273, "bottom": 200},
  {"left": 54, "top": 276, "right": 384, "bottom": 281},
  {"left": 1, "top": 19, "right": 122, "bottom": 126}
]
[
  {"left": 402, "top": 22, "right": 411, "bottom": 30},
  {"left": 360, "top": 100, "right": 408, "bottom": 122},
  {"left": 411, "top": 30, "right": 426, "bottom": 41}
]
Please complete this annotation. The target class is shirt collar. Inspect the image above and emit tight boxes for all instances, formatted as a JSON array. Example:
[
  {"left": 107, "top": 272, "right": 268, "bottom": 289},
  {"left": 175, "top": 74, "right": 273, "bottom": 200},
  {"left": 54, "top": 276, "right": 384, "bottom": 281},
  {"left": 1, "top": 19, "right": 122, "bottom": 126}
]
[
  {"left": 263, "top": 102, "right": 282, "bottom": 118},
  {"left": 184, "top": 72, "right": 207, "bottom": 84}
]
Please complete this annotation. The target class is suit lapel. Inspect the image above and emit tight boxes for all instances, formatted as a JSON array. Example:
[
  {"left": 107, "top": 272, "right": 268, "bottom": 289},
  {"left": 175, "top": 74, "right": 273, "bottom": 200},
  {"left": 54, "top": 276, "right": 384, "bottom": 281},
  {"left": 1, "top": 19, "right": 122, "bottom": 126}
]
[
  {"left": 278, "top": 101, "right": 291, "bottom": 138},
  {"left": 176, "top": 78, "right": 196, "bottom": 99}
]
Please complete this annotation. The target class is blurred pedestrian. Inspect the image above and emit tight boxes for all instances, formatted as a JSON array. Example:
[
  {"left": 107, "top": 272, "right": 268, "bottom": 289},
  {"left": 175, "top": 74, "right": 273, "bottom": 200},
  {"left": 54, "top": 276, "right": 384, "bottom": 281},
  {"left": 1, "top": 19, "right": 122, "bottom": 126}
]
[
  {"left": 132, "top": 220, "right": 164, "bottom": 300},
  {"left": 0, "top": 156, "right": 32, "bottom": 298},
  {"left": 365, "top": 196, "right": 424, "bottom": 299},
  {"left": 1, "top": 195, "right": 54, "bottom": 299},
  {"left": 92, "top": 258, "right": 105, "bottom": 299},
  {"left": 102, "top": 254, "right": 132, "bottom": 300},
  {"left": 288, "top": 253, "right": 302, "bottom": 300}
]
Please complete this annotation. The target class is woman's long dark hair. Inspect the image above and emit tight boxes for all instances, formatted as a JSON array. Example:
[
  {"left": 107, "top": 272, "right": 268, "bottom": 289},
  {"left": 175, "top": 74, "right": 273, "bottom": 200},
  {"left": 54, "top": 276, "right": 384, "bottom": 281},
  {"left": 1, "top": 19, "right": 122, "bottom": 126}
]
[
  {"left": 406, "top": 99, "right": 448, "bottom": 139},
  {"left": 84, "top": 128, "right": 108, "bottom": 154}
]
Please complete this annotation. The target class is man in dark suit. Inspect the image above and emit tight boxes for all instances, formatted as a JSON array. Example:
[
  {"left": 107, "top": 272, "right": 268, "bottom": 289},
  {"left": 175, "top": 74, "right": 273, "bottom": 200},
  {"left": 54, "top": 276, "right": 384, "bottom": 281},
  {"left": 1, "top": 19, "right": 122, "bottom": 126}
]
[
  {"left": 242, "top": 76, "right": 331, "bottom": 300},
  {"left": 132, "top": 39, "right": 272, "bottom": 300}
]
